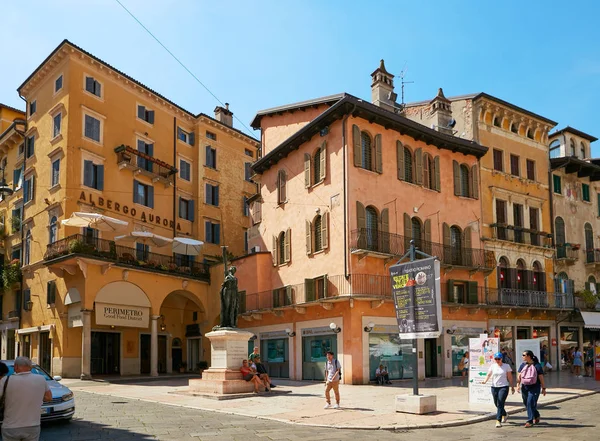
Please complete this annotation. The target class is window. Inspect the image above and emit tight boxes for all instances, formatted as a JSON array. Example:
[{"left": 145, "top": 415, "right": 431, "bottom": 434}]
[
  {"left": 205, "top": 220, "right": 220, "bottom": 244},
  {"left": 26, "top": 135, "right": 35, "bottom": 159},
  {"left": 49, "top": 216, "right": 57, "bottom": 244},
  {"left": 47, "top": 281, "right": 57, "bottom": 305},
  {"left": 510, "top": 123, "right": 518, "bottom": 134},
  {"left": 244, "top": 230, "right": 248, "bottom": 254},
  {"left": 245, "top": 149, "right": 253, "bottom": 158},
  {"left": 29, "top": 100, "right": 36, "bottom": 116},
  {"left": 583, "top": 183, "right": 590, "bottom": 202},
  {"left": 353, "top": 126, "right": 382, "bottom": 173},
  {"left": 135, "top": 242, "right": 150, "bottom": 261},
  {"left": 496, "top": 199, "right": 507, "bottom": 240},
  {"left": 11, "top": 246, "right": 21, "bottom": 262},
  {"left": 581, "top": 142, "right": 587, "bottom": 159},
  {"left": 493, "top": 116, "right": 502, "bottom": 127},
  {"left": 13, "top": 168, "right": 22, "bottom": 191},
  {"left": 549, "top": 140, "right": 561, "bottom": 159},
  {"left": 526, "top": 159, "right": 535, "bottom": 181},
  {"left": 277, "top": 170, "right": 286, "bottom": 204},
  {"left": 23, "top": 175, "right": 35, "bottom": 203},
  {"left": 585, "top": 223, "right": 594, "bottom": 257},
  {"left": 178, "top": 127, "right": 195, "bottom": 146},
  {"left": 178, "top": 197, "right": 194, "bottom": 221},
  {"left": 305, "top": 275, "right": 328, "bottom": 301},
  {"left": 278, "top": 232, "right": 286, "bottom": 265},
  {"left": 305, "top": 143, "right": 327, "bottom": 187},
  {"left": 510, "top": 154, "right": 520, "bottom": 176},
  {"left": 179, "top": 159, "right": 191, "bottom": 181},
  {"left": 361, "top": 132, "right": 372, "bottom": 170},
  {"left": 242, "top": 196, "right": 250, "bottom": 217},
  {"left": 83, "top": 160, "right": 104, "bottom": 190},
  {"left": 133, "top": 180, "right": 154, "bottom": 208},
  {"left": 493, "top": 149, "right": 503, "bottom": 171},
  {"left": 513, "top": 203, "right": 524, "bottom": 243},
  {"left": 55, "top": 75, "right": 63, "bottom": 93},
  {"left": 174, "top": 253, "right": 194, "bottom": 267},
  {"left": 205, "top": 183, "right": 219, "bottom": 206},
  {"left": 306, "top": 212, "right": 329, "bottom": 254},
  {"left": 251, "top": 201, "right": 262, "bottom": 224},
  {"left": 453, "top": 161, "right": 478, "bottom": 199},
  {"left": 526, "top": 128, "right": 534, "bottom": 140},
  {"left": 553, "top": 175, "right": 562, "bottom": 194},
  {"left": 11, "top": 207, "right": 22, "bottom": 233},
  {"left": 23, "top": 289, "right": 31, "bottom": 311},
  {"left": 530, "top": 207, "right": 540, "bottom": 246},
  {"left": 404, "top": 147, "right": 413, "bottom": 183},
  {"left": 205, "top": 146, "right": 217, "bottom": 168},
  {"left": 50, "top": 159, "right": 60, "bottom": 187},
  {"left": 137, "top": 140, "right": 154, "bottom": 172},
  {"left": 85, "top": 76, "right": 102, "bottom": 97},
  {"left": 206, "top": 131, "right": 217, "bottom": 141},
  {"left": 570, "top": 139, "right": 576, "bottom": 156},
  {"left": 460, "top": 165, "right": 469, "bottom": 196},
  {"left": 84, "top": 114, "right": 101, "bottom": 142},
  {"left": 137, "top": 105, "right": 155, "bottom": 124},
  {"left": 24, "top": 231, "right": 31, "bottom": 265},
  {"left": 245, "top": 162, "right": 253, "bottom": 182},
  {"left": 272, "top": 229, "right": 291, "bottom": 265},
  {"left": 53, "top": 113, "right": 62, "bottom": 138}
]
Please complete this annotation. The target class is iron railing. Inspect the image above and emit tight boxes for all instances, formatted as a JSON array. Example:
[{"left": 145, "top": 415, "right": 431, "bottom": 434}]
[
  {"left": 585, "top": 249, "right": 600, "bottom": 264},
  {"left": 556, "top": 244, "right": 579, "bottom": 261},
  {"left": 114, "top": 145, "right": 177, "bottom": 185},
  {"left": 350, "top": 229, "right": 495, "bottom": 269},
  {"left": 44, "top": 234, "right": 210, "bottom": 282},
  {"left": 485, "top": 288, "right": 575, "bottom": 309},
  {"left": 490, "top": 224, "right": 552, "bottom": 247}
]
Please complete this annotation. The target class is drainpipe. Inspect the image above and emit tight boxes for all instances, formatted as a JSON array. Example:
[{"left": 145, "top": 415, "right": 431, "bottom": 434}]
[
  {"left": 17, "top": 93, "right": 28, "bottom": 346},
  {"left": 172, "top": 117, "right": 177, "bottom": 240},
  {"left": 341, "top": 103, "right": 356, "bottom": 279}
]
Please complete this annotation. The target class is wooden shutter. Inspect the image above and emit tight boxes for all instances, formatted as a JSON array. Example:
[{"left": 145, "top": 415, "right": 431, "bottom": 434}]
[
  {"left": 83, "top": 161, "right": 93, "bottom": 187},
  {"left": 272, "top": 289, "right": 280, "bottom": 308},
  {"left": 443, "top": 223, "right": 450, "bottom": 247},
  {"left": 467, "top": 282, "right": 478, "bottom": 304},
  {"left": 272, "top": 235, "right": 278, "bottom": 266},
  {"left": 423, "top": 154, "right": 430, "bottom": 188},
  {"left": 375, "top": 134, "right": 382, "bottom": 173},
  {"left": 305, "top": 278, "right": 315, "bottom": 302},
  {"left": 304, "top": 153, "right": 311, "bottom": 188},
  {"left": 85, "top": 76, "right": 94, "bottom": 93},
  {"left": 414, "top": 148, "right": 423, "bottom": 185},
  {"left": 424, "top": 219, "right": 432, "bottom": 254},
  {"left": 280, "top": 171, "right": 286, "bottom": 203},
  {"left": 397, "top": 141, "right": 405, "bottom": 180},
  {"left": 447, "top": 280, "right": 455, "bottom": 303},
  {"left": 147, "top": 110, "right": 155, "bottom": 124},
  {"left": 306, "top": 220, "right": 312, "bottom": 255},
  {"left": 381, "top": 208, "right": 389, "bottom": 253},
  {"left": 356, "top": 201, "right": 366, "bottom": 231},
  {"left": 353, "top": 125, "right": 361, "bottom": 167},
  {"left": 403, "top": 213, "right": 412, "bottom": 243},
  {"left": 471, "top": 164, "right": 479, "bottom": 199},
  {"left": 464, "top": 226, "right": 472, "bottom": 249},
  {"left": 284, "top": 228, "right": 291, "bottom": 263},
  {"left": 189, "top": 131, "right": 195, "bottom": 146},
  {"left": 137, "top": 105, "right": 145, "bottom": 119},
  {"left": 285, "top": 286, "right": 293, "bottom": 305},
  {"left": 188, "top": 199, "right": 195, "bottom": 222},
  {"left": 255, "top": 201, "right": 262, "bottom": 223},
  {"left": 434, "top": 156, "right": 441, "bottom": 191},
  {"left": 148, "top": 185, "right": 154, "bottom": 208},
  {"left": 320, "top": 141, "right": 327, "bottom": 181},
  {"left": 214, "top": 186, "right": 219, "bottom": 206},
  {"left": 321, "top": 211, "right": 329, "bottom": 250},
  {"left": 453, "top": 160, "right": 460, "bottom": 196},
  {"left": 96, "top": 165, "right": 104, "bottom": 191}
]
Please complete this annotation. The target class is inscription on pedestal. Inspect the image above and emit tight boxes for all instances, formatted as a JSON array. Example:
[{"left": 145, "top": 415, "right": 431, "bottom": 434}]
[{"left": 210, "top": 337, "right": 250, "bottom": 369}]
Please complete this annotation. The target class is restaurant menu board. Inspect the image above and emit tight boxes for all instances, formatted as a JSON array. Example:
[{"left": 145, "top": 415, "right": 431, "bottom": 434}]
[
  {"left": 389, "top": 257, "right": 442, "bottom": 339},
  {"left": 468, "top": 335, "right": 499, "bottom": 405}
]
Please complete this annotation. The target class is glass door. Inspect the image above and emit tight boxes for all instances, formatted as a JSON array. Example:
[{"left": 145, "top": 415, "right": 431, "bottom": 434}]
[{"left": 302, "top": 335, "right": 336, "bottom": 381}]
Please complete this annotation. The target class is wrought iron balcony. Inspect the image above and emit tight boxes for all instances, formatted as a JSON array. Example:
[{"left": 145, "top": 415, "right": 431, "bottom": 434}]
[
  {"left": 44, "top": 234, "right": 210, "bottom": 282},
  {"left": 490, "top": 224, "right": 552, "bottom": 247},
  {"left": 350, "top": 229, "right": 495, "bottom": 270},
  {"left": 556, "top": 244, "right": 579, "bottom": 264},
  {"left": 114, "top": 144, "right": 177, "bottom": 186},
  {"left": 486, "top": 288, "right": 574, "bottom": 309},
  {"left": 585, "top": 249, "right": 600, "bottom": 265},
  {"left": 7, "top": 310, "right": 19, "bottom": 320}
]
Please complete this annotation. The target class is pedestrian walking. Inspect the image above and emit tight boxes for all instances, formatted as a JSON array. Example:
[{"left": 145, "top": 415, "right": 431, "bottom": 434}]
[
  {"left": 572, "top": 346, "right": 583, "bottom": 377},
  {"left": 584, "top": 345, "right": 594, "bottom": 377},
  {"left": 0, "top": 356, "right": 52, "bottom": 441},
  {"left": 516, "top": 350, "right": 546, "bottom": 428},
  {"left": 323, "top": 351, "right": 341, "bottom": 409},
  {"left": 458, "top": 352, "right": 469, "bottom": 386},
  {"left": 482, "top": 352, "right": 515, "bottom": 428}
]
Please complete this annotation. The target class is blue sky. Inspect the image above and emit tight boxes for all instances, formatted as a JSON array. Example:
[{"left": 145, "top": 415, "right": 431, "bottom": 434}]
[{"left": 1, "top": 1, "right": 599, "bottom": 150}]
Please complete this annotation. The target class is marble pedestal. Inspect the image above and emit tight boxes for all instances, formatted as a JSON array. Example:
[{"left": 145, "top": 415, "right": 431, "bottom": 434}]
[
  {"left": 395, "top": 394, "right": 437, "bottom": 415},
  {"left": 188, "top": 328, "right": 256, "bottom": 396}
]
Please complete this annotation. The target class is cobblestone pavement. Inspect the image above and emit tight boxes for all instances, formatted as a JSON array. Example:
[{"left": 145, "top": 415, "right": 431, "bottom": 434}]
[{"left": 38, "top": 390, "right": 597, "bottom": 440}]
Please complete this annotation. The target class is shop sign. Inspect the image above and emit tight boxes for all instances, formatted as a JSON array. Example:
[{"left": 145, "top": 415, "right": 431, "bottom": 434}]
[
  {"left": 452, "top": 327, "right": 484, "bottom": 336},
  {"left": 389, "top": 257, "right": 442, "bottom": 339},
  {"left": 301, "top": 326, "right": 334, "bottom": 337},
  {"left": 595, "top": 345, "right": 600, "bottom": 381},
  {"left": 260, "top": 330, "right": 289, "bottom": 340},
  {"left": 371, "top": 325, "right": 400, "bottom": 334},
  {"left": 95, "top": 302, "right": 149, "bottom": 328},
  {"left": 68, "top": 303, "right": 83, "bottom": 328}
]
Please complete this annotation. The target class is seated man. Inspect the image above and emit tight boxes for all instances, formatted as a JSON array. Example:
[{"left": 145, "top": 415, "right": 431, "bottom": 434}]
[
  {"left": 254, "top": 356, "right": 275, "bottom": 388},
  {"left": 240, "top": 360, "right": 269, "bottom": 393},
  {"left": 375, "top": 364, "right": 391, "bottom": 385}
]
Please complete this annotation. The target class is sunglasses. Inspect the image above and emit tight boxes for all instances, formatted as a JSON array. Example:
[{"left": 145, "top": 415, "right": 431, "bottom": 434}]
[
  {"left": 494, "top": 358, "right": 502, "bottom": 360},
  {"left": 522, "top": 354, "right": 528, "bottom": 356}
]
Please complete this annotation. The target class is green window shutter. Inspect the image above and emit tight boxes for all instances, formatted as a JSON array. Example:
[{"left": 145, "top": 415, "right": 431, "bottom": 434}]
[
  {"left": 304, "top": 153, "right": 311, "bottom": 188},
  {"left": 453, "top": 160, "right": 460, "bottom": 196},
  {"left": 284, "top": 228, "right": 291, "bottom": 263},
  {"left": 553, "top": 175, "right": 561, "bottom": 194},
  {"left": 471, "top": 164, "right": 479, "bottom": 199},
  {"left": 321, "top": 211, "right": 329, "bottom": 250},
  {"left": 414, "top": 148, "right": 423, "bottom": 185},
  {"left": 467, "top": 282, "right": 478, "bottom": 304},
  {"left": 320, "top": 141, "right": 327, "bottom": 181},
  {"left": 273, "top": 289, "right": 280, "bottom": 308},
  {"left": 305, "top": 278, "right": 315, "bottom": 302},
  {"left": 375, "top": 135, "right": 383, "bottom": 173},
  {"left": 356, "top": 201, "right": 366, "bottom": 231},
  {"left": 403, "top": 213, "right": 412, "bottom": 251},
  {"left": 285, "top": 286, "right": 293, "bottom": 306},
  {"left": 424, "top": 219, "right": 432, "bottom": 255},
  {"left": 585, "top": 282, "right": 591, "bottom": 291},
  {"left": 272, "top": 235, "right": 277, "bottom": 266},
  {"left": 597, "top": 194, "right": 600, "bottom": 217},
  {"left": 381, "top": 208, "right": 389, "bottom": 253},
  {"left": 447, "top": 280, "right": 455, "bottom": 303},
  {"left": 306, "top": 220, "right": 312, "bottom": 255},
  {"left": 352, "top": 125, "right": 361, "bottom": 167},
  {"left": 323, "top": 274, "right": 328, "bottom": 298},
  {"left": 434, "top": 156, "right": 441, "bottom": 191},
  {"left": 397, "top": 141, "right": 405, "bottom": 181}
]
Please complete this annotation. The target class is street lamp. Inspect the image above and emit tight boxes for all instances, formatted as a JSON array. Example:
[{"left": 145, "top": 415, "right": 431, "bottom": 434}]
[{"left": 0, "top": 165, "right": 13, "bottom": 197}]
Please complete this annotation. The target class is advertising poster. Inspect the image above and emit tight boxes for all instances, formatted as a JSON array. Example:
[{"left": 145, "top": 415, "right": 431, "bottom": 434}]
[
  {"left": 389, "top": 258, "right": 442, "bottom": 339},
  {"left": 468, "top": 335, "right": 499, "bottom": 405},
  {"left": 515, "top": 339, "right": 541, "bottom": 369},
  {"left": 595, "top": 345, "right": 600, "bottom": 381}
]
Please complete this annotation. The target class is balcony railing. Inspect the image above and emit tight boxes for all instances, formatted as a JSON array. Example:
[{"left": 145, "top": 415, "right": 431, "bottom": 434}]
[
  {"left": 350, "top": 229, "right": 495, "bottom": 270},
  {"left": 486, "top": 288, "right": 574, "bottom": 309},
  {"left": 490, "top": 224, "right": 552, "bottom": 247},
  {"left": 585, "top": 249, "right": 600, "bottom": 264},
  {"left": 44, "top": 234, "right": 210, "bottom": 282},
  {"left": 114, "top": 145, "right": 177, "bottom": 186},
  {"left": 556, "top": 244, "right": 579, "bottom": 261},
  {"left": 7, "top": 310, "right": 19, "bottom": 319}
]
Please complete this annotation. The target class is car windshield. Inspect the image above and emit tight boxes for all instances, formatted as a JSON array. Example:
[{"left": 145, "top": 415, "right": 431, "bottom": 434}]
[{"left": 6, "top": 365, "right": 52, "bottom": 381}]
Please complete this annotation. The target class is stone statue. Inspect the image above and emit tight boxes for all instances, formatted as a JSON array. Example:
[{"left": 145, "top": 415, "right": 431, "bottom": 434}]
[{"left": 218, "top": 266, "right": 239, "bottom": 328}]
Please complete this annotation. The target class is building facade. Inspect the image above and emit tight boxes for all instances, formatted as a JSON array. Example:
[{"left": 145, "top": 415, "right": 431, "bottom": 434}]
[{"left": 0, "top": 40, "right": 258, "bottom": 378}]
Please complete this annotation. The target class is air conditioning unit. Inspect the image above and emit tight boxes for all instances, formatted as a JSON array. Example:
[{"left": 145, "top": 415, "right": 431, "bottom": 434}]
[{"left": 250, "top": 246, "right": 261, "bottom": 254}]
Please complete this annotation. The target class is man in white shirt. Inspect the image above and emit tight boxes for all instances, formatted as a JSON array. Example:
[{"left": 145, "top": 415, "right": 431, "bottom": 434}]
[
  {"left": 323, "top": 351, "right": 341, "bottom": 409},
  {"left": 375, "top": 364, "right": 391, "bottom": 385},
  {"left": 0, "top": 357, "right": 52, "bottom": 441}
]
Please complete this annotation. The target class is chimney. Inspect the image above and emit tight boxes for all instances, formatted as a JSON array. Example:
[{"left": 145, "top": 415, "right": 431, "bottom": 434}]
[
  {"left": 214, "top": 103, "right": 233, "bottom": 127},
  {"left": 429, "top": 88, "right": 454, "bottom": 135},
  {"left": 371, "top": 59, "right": 396, "bottom": 111}
]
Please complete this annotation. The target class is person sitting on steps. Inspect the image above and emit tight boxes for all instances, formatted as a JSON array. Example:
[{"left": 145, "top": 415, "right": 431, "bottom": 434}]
[{"left": 240, "top": 360, "right": 269, "bottom": 393}]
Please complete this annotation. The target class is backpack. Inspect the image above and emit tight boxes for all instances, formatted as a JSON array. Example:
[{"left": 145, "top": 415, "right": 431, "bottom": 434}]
[{"left": 520, "top": 363, "right": 538, "bottom": 385}]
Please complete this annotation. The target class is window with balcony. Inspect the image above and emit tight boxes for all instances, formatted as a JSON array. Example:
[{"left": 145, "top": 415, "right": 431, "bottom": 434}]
[
  {"left": 493, "top": 149, "right": 503, "bottom": 171},
  {"left": 135, "top": 242, "right": 150, "bottom": 261},
  {"left": 83, "top": 160, "right": 104, "bottom": 190},
  {"left": 205, "top": 183, "right": 219, "bottom": 206},
  {"left": 205, "top": 146, "right": 217, "bottom": 168},
  {"left": 305, "top": 275, "right": 328, "bottom": 302},
  {"left": 272, "top": 229, "right": 291, "bottom": 265},
  {"left": 137, "top": 105, "right": 155, "bottom": 124},
  {"left": 529, "top": 207, "right": 540, "bottom": 246},
  {"left": 495, "top": 199, "right": 507, "bottom": 240},
  {"left": 133, "top": 180, "right": 154, "bottom": 208},
  {"left": 136, "top": 140, "right": 154, "bottom": 172},
  {"left": 178, "top": 197, "right": 194, "bottom": 221},
  {"left": 513, "top": 203, "right": 524, "bottom": 243}
]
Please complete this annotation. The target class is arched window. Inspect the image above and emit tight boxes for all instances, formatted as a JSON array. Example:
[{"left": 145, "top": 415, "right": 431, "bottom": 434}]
[
  {"left": 526, "top": 128, "right": 534, "bottom": 139},
  {"left": 277, "top": 170, "right": 286, "bottom": 204},
  {"left": 585, "top": 223, "right": 594, "bottom": 263},
  {"left": 404, "top": 147, "right": 413, "bottom": 183},
  {"left": 411, "top": 217, "right": 422, "bottom": 249},
  {"left": 49, "top": 216, "right": 58, "bottom": 244},
  {"left": 549, "top": 139, "right": 561, "bottom": 159},
  {"left": 361, "top": 132, "right": 372, "bottom": 170},
  {"left": 588, "top": 275, "right": 598, "bottom": 294},
  {"left": 570, "top": 139, "right": 576, "bottom": 156},
  {"left": 314, "top": 214, "right": 323, "bottom": 252},
  {"left": 511, "top": 123, "right": 519, "bottom": 134},
  {"left": 366, "top": 206, "right": 378, "bottom": 251},
  {"left": 450, "top": 225, "right": 462, "bottom": 265},
  {"left": 423, "top": 154, "right": 434, "bottom": 189},
  {"left": 533, "top": 261, "right": 544, "bottom": 291},
  {"left": 313, "top": 148, "right": 321, "bottom": 185},
  {"left": 555, "top": 216, "right": 565, "bottom": 245},
  {"left": 556, "top": 272, "right": 572, "bottom": 300},
  {"left": 580, "top": 142, "right": 586, "bottom": 159},
  {"left": 460, "top": 165, "right": 470, "bottom": 197},
  {"left": 278, "top": 232, "right": 286, "bottom": 265},
  {"left": 493, "top": 116, "right": 502, "bottom": 127},
  {"left": 516, "top": 259, "right": 526, "bottom": 290},
  {"left": 25, "top": 230, "right": 31, "bottom": 265},
  {"left": 498, "top": 256, "right": 509, "bottom": 289}
]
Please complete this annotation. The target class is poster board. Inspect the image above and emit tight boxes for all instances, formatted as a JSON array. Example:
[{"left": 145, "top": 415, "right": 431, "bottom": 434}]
[
  {"left": 468, "top": 335, "right": 499, "bottom": 404},
  {"left": 515, "top": 338, "right": 542, "bottom": 370}
]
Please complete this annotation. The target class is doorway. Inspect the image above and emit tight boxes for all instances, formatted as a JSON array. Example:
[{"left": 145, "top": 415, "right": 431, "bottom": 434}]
[
  {"left": 39, "top": 332, "right": 51, "bottom": 373},
  {"left": 91, "top": 332, "right": 120, "bottom": 375},
  {"left": 302, "top": 335, "right": 337, "bottom": 381},
  {"left": 140, "top": 335, "right": 167, "bottom": 374},
  {"left": 424, "top": 338, "right": 438, "bottom": 377},
  {"left": 172, "top": 338, "right": 183, "bottom": 372}
]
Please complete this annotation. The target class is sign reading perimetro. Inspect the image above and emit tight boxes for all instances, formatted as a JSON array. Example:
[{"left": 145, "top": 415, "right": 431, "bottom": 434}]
[{"left": 389, "top": 257, "right": 442, "bottom": 339}]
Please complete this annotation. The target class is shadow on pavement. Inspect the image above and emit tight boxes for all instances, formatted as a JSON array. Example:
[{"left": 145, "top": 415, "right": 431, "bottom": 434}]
[{"left": 41, "top": 419, "right": 155, "bottom": 441}]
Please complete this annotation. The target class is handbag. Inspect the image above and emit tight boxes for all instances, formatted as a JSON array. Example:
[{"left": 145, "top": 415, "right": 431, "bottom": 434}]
[{"left": 0, "top": 376, "right": 10, "bottom": 421}]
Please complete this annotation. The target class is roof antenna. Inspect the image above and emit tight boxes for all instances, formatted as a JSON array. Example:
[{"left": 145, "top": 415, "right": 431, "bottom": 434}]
[{"left": 398, "top": 66, "right": 414, "bottom": 106}]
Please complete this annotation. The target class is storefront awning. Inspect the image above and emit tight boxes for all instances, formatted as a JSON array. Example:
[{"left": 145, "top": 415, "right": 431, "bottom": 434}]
[{"left": 581, "top": 311, "right": 600, "bottom": 329}]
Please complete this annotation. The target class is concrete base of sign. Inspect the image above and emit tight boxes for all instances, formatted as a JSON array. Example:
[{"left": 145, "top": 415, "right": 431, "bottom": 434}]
[
  {"left": 187, "top": 328, "right": 257, "bottom": 397},
  {"left": 395, "top": 394, "right": 437, "bottom": 415}
]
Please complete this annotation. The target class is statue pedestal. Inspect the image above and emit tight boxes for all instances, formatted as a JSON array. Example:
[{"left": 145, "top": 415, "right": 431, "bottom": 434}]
[{"left": 188, "top": 328, "right": 256, "bottom": 397}]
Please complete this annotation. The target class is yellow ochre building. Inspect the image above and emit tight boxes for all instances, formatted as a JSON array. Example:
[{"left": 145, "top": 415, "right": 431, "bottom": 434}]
[{"left": 0, "top": 40, "right": 258, "bottom": 378}]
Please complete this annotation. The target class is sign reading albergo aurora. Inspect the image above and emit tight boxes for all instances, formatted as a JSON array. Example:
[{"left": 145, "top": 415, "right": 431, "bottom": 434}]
[{"left": 389, "top": 257, "right": 442, "bottom": 339}]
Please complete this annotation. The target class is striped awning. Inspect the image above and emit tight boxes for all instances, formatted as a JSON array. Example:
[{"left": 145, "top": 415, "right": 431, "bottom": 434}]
[{"left": 581, "top": 311, "right": 600, "bottom": 329}]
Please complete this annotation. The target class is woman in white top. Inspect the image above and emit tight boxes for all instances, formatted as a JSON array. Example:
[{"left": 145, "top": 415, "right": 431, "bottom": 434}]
[{"left": 483, "top": 351, "right": 515, "bottom": 428}]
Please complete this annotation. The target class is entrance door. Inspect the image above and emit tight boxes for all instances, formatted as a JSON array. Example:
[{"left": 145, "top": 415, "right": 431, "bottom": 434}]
[
  {"left": 39, "top": 332, "right": 51, "bottom": 373},
  {"left": 140, "top": 335, "right": 151, "bottom": 374},
  {"left": 302, "top": 335, "right": 337, "bottom": 380},
  {"left": 172, "top": 338, "right": 183, "bottom": 372},
  {"left": 91, "top": 332, "right": 120, "bottom": 375},
  {"left": 424, "top": 338, "right": 438, "bottom": 377},
  {"left": 158, "top": 335, "right": 167, "bottom": 374}
]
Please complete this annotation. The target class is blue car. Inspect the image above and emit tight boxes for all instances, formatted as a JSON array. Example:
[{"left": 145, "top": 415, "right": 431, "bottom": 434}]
[{"left": 1, "top": 360, "right": 75, "bottom": 422}]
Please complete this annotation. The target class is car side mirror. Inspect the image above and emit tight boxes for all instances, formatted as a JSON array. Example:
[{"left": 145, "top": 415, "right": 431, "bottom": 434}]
[{"left": 53, "top": 375, "right": 62, "bottom": 381}]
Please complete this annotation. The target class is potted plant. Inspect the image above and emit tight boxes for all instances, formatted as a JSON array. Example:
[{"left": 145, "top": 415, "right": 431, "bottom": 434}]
[
  {"left": 575, "top": 289, "right": 598, "bottom": 309},
  {"left": 179, "top": 361, "right": 187, "bottom": 373},
  {"left": 3, "top": 259, "right": 21, "bottom": 290},
  {"left": 158, "top": 264, "right": 168, "bottom": 271},
  {"left": 571, "top": 243, "right": 581, "bottom": 251}
]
